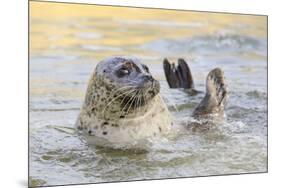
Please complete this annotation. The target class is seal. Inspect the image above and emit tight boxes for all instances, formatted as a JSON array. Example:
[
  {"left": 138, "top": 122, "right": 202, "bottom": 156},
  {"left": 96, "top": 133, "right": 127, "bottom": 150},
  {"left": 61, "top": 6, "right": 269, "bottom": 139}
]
[
  {"left": 75, "top": 57, "right": 173, "bottom": 146},
  {"left": 76, "top": 56, "right": 227, "bottom": 146}
]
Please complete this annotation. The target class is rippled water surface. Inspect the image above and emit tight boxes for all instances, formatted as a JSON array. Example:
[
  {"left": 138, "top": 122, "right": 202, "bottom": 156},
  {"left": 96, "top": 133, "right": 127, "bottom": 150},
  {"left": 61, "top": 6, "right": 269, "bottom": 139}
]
[{"left": 29, "top": 2, "right": 267, "bottom": 187}]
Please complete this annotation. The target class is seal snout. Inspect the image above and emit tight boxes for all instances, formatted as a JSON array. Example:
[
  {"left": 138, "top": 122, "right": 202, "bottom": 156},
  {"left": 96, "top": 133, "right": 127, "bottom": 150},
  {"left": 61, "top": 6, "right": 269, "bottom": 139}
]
[
  {"left": 142, "top": 73, "right": 159, "bottom": 86},
  {"left": 147, "top": 78, "right": 160, "bottom": 98}
]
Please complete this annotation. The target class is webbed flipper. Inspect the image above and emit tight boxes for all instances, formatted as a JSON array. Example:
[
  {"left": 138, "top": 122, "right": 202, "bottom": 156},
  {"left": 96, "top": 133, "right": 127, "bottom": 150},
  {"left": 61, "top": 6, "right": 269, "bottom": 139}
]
[
  {"left": 192, "top": 68, "right": 227, "bottom": 118},
  {"left": 163, "top": 58, "right": 180, "bottom": 88}
]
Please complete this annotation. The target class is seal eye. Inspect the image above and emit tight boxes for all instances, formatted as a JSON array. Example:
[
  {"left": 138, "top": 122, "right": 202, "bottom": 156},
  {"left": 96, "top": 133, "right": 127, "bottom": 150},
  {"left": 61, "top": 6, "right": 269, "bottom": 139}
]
[{"left": 117, "top": 67, "right": 130, "bottom": 77}]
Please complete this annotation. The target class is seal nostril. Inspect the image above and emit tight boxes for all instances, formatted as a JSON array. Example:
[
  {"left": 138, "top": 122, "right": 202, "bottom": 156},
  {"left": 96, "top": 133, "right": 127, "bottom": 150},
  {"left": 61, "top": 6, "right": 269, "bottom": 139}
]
[{"left": 143, "top": 75, "right": 153, "bottom": 81}]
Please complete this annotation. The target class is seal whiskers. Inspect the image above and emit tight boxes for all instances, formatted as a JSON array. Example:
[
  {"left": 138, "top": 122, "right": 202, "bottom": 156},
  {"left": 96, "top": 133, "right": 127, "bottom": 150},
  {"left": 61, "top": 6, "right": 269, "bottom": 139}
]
[
  {"left": 119, "top": 90, "right": 138, "bottom": 118},
  {"left": 101, "top": 86, "right": 136, "bottom": 118}
]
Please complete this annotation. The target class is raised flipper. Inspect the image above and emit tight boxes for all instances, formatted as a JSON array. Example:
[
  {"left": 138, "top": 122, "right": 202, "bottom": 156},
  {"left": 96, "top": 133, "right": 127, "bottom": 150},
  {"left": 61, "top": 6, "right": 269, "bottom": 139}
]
[
  {"left": 163, "top": 58, "right": 199, "bottom": 95},
  {"left": 163, "top": 58, "right": 180, "bottom": 88},
  {"left": 177, "top": 58, "right": 194, "bottom": 89},
  {"left": 192, "top": 68, "right": 227, "bottom": 118}
]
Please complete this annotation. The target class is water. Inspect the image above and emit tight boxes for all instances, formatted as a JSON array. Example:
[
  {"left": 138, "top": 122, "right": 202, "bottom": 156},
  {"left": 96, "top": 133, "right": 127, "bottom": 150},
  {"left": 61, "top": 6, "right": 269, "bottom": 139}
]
[{"left": 29, "top": 2, "right": 267, "bottom": 187}]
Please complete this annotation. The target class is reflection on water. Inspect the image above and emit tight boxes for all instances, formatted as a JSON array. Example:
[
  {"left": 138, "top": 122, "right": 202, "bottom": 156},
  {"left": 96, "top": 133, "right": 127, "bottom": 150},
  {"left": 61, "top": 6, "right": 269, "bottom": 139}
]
[{"left": 29, "top": 2, "right": 267, "bottom": 187}]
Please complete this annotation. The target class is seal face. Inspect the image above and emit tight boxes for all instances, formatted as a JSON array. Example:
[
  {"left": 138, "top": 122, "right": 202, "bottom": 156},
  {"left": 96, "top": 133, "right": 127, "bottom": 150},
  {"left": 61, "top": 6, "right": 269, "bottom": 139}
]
[{"left": 76, "top": 57, "right": 172, "bottom": 146}]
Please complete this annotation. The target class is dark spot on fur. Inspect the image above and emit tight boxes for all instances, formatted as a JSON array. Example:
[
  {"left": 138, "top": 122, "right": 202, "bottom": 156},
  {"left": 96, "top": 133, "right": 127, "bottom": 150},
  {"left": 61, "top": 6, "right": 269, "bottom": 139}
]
[
  {"left": 103, "top": 131, "right": 108, "bottom": 135},
  {"left": 87, "top": 111, "right": 91, "bottom": 117},
  {"left": 120, "top": 115, "right": 125, "bottom": 118},
  {"left": 158, "top": 127, "right": 162, "bottom": 132},
  {"left": 88, "top": 130, "right": 92, "bottom": 135},
  {"left": 101, "top": 122, "right": 109, "bottom": 128},
  {"left": 112, "top": 124, "right": 119, "bottom": 127}
]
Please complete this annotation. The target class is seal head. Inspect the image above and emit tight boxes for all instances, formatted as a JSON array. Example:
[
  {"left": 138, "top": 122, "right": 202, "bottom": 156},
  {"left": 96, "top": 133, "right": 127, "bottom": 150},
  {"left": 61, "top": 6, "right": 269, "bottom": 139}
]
[
  {"left": 83, "top": 57, "right": 161, "bottom": 120},
  {"left": 76, "top": 57, "right": 172, "bottom": 147},
  {"left": 96, "top": 57, "right": 159, "bottom": 110}
]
